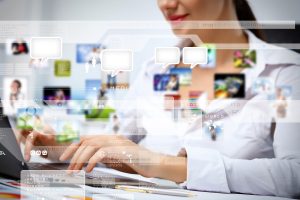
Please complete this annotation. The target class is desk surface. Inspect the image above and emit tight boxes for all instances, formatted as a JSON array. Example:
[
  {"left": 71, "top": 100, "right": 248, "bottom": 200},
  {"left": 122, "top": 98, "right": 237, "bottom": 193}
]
[
  {"left": 3, "top": 117, "right": 294, "bottom": 200},
  {"left": 0, "top": 177, "right": 291, "bottom": 200},
  {"left": 84, "top": 186, "right": 292, "bottom": 200},
  {"left": 1, "top": 115, "right": 294, "bottom": 200}
]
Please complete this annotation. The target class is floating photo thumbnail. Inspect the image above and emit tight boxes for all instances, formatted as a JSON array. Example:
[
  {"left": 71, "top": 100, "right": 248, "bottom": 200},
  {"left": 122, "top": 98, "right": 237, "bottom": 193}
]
[
  {"left": 234, "top": 49, "right": 256, "bottom": 68},
  {"left": 85, "top": 80, "right": 101, "bottom": 100},
  {"left": 6, "top": 38, "right": 29, "bottom": 55},
  {"left": 214, "top": 74, "right": 245, "bottom": 99},
  {"left": 43, "top": 87, "right": 71, "bottom": 106},
  {"left": 17, "top": 107, "right": 43, "bottom": 131},
  {"left": 2, "top": 77, "right": 28, "bottom": 115},
  {"left": 54, "top": 121, "right": 80, "bottom": 143},
  {"left": 170, "top": 68, "right": 192, "bottom": 86},
  {"left": 154, "top": 74, "right": 179, "bottom": 91},
  {"left": 252, "top": 77, "right": 275, "bottom": 96},
  {"left": 272, "top": 86, "right": 292, "bottom": 119},
  {"left": 76, "top": 44, "right": 103, "bottom": 64},
  {"left": 200, "top": 44, "right": 216, "bottom": 68},
  {"left": 54, "top": 60, "right": 71, "bottom": 77},
  {"left": 204, "top": 120, "right": 223, "bottom": 141}
]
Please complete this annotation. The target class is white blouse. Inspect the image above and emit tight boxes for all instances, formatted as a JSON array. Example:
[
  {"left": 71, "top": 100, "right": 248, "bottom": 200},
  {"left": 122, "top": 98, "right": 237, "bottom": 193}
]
[{"left": 120, "top": 30, "right": 300, "bottom": 198}]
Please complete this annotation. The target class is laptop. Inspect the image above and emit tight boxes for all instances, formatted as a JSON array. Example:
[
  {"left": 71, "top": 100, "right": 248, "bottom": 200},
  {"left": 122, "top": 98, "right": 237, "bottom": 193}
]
[{"left": 0, "top": 100, "right": 156, "bottom": 187}]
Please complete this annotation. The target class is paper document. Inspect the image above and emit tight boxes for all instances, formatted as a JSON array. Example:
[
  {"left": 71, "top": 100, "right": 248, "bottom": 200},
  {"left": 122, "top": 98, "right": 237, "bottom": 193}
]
[
  {"left": 88, "top": 167, "right": 156, "bottom": 184},
  {"left": 87, "top": 167, "right": 179, "bottom": 188}
]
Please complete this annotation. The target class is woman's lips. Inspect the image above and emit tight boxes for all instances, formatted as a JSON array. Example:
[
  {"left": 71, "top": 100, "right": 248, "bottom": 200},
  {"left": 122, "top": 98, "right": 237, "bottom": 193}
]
[{"left": 168, "top": 14, "right": 189, "bottom": 25}]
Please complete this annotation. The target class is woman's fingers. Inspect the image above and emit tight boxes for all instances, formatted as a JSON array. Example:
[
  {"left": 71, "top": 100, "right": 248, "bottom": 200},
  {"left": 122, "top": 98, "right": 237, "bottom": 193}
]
[
  {"left": 85, "top": 149, "right": 107, "bottom": 173},
  {"left": 24, "top": 131, "right": 39, "bottom": 161},
  {"left": 62, "top": 136, "right": 135, "bottom": 172},
  {"left": 67, "top": 145, "right": 86, "bottom": 170},
  {"left": 61, "top": 135, "right": 123, "bottom": 161},
  {"left": 59, "top": 142, "right": 81, "bottom": 161},
  {"left": 72, "top": 146, "right": 98, "bottom": 171},
  {"left": 60, "top": 136, "right": 98, "bottom": 161},
  {"left": 86, "top": 147, "right": 127, "bottom": 173}
]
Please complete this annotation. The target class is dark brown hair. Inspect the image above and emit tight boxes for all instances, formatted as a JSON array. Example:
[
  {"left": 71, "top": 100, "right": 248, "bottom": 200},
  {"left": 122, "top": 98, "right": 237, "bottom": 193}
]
[
  {"left": 12, "top": 80, "right": 22, "bottom": 89},
  {"left": 233, "top": 0, "right": 265, "bottom": 40}
]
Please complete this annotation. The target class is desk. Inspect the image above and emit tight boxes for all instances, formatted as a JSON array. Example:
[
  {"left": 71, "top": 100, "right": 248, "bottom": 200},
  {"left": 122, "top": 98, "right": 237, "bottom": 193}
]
[
  {"left": 0, "top": 177, "right": 292, "bottom": 200},
  {"left": 3, "top": 113, "right": 295, "bottom": 200},
  {"left": 84, "top": 186, "right": 292, "bottom": 200}
]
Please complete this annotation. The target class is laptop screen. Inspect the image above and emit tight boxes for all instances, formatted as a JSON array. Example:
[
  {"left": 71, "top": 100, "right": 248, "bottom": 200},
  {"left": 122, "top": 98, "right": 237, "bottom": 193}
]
[{"left": 0, "top": 99, "right": 28, "bottom": 179}]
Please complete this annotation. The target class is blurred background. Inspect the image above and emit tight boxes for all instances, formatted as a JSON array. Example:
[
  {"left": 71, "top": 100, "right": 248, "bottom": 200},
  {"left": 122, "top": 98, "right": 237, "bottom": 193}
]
[
  {"left": 0, "top": 0, "right": 299, "bottom": 133},
  {"left": 0, "top": 0, "right": 300, "bottom": 156},
  {"left": 0, "top": 0, "right": 300, "bottom": 22},
  {"left": 0, "top": 0, "right": 300, "bottom": 99}
]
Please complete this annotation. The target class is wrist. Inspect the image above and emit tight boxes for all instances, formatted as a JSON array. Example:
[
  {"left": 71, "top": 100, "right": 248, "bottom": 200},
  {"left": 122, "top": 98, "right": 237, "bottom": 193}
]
[
  {"left": 135, "top": 150, "right": 163, "bottom": 178},
  {"left": 154, "top": 155, "right": 187, "bottom": 183},
  {"left": 147, "top": 153, "right": 166, "bottom": 178}
]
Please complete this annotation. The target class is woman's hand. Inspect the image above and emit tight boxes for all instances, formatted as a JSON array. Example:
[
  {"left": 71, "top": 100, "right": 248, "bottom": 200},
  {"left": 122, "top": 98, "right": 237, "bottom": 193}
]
[
  {"left": 22, "top": 125, "right": 69, "bottom": 161},
  {"left": 60, "top": 135, "right": 188, "bottom": 183},
  {"left": 59, "top": 135, "right": 159, "bottom": 177}
]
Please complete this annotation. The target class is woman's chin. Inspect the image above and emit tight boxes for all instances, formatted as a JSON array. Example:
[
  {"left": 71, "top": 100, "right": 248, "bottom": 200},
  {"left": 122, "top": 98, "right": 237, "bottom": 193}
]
[{"left": 171, "top": 29, "right": 192, "bottom": 37}]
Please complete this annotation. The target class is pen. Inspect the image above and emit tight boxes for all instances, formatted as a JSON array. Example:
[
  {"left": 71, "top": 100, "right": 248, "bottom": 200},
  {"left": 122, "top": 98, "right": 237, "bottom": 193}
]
[{"left": 115, "top": 185, "right": 197, "bottom": 197}]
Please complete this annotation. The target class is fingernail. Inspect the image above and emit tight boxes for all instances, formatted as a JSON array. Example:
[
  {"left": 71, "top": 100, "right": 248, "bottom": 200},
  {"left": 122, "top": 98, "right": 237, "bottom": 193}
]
[
  {"left": 68, "top": 163, "right": 75, "bottom": 170},
  {"left": 85, "top": 167, "right": 91, "bottom": 173},
  {"left": 74, "top": 164, "right": 81, "bottom": 171},
  {"left": 25, "top": 155, "right": 30, "bottom": 161}
]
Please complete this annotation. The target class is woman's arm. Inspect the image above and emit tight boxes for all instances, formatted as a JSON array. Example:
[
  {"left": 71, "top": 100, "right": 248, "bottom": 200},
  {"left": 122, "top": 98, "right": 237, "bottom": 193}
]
[
  {"left": 181, "top": 123, "right": 300, "bottom": 198},
  {"left": 152, "top": 155, "right": 187, "bottom": 183},
  {"left": 223, "top": 122, "right": 300, "bottom": 198},
  {"left": 181, "top": 66, "right": 300, "bottom": 198},
  {"left": 60, "top": 135, "right": 188, "bottom": 182}
]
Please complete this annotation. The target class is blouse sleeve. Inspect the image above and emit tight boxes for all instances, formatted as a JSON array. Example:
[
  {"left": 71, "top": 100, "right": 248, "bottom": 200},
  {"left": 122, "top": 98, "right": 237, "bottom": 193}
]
[{"left": 183, "top": 66, "right": 300, "bottom": 198}]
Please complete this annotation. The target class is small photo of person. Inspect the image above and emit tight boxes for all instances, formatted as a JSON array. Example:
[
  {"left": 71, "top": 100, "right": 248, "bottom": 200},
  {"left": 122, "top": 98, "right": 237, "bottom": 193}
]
[
  {"left": 101, "top": 71, "right": 130, "bottom": 90},
  {"left": 6, "top": 38, "right": 29, "bottom": 55},
  {"left": 154, "top": 74, "right": 180, "bottom": 91},
  {"left": 43, "top": 87, "right": 71, "bottom": 106},
  {"left": 252, "top": 77, "right": 275, "bottom": 95},
  {"left": 9, "top": 79, "right": 25, "bottom": 107},
  {"left": 3, "top": 77, "right": 28, "bottom": 115},
  {"left": 166, "top": 74, "right": 180, "bottom": 91},
  {"left": 76, "top": 44, "right": 103, "bottom": 64},
  {"left": 272, "top": 86, "right": 292, "bottom": 119}
]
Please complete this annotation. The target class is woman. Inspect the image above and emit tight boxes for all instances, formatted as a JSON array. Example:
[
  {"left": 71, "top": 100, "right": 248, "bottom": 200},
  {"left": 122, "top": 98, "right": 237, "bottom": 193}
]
[
  {"left": 274, "top": 88, "right": 288, "bottom": 118},
  {"left": 24, "top": 0, "right": 300, "bottom": 198},
  {"left": 6, "top": 79, "right": 26, "bottom": 115},
  {"left": 9, "top": 80, "right": 25, "bottom": 108}
]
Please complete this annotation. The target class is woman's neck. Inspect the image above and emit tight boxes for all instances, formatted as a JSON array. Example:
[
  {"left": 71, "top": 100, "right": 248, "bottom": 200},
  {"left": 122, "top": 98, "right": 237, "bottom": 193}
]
[
  {"left": 195, "top": 1, "right": 249, "bottom": 67},
  {"left": 215, "top": 29, "right": 249, "bottom": 68},
  {"left": 197, "top": 0, "right": 249, "bottom": 44}
]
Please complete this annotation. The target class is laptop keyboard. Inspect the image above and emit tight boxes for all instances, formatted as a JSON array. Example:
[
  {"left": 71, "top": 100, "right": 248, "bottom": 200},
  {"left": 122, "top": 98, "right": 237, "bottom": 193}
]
[{"left": 28, "top": 163, "right": 68, "bottom": 170}]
